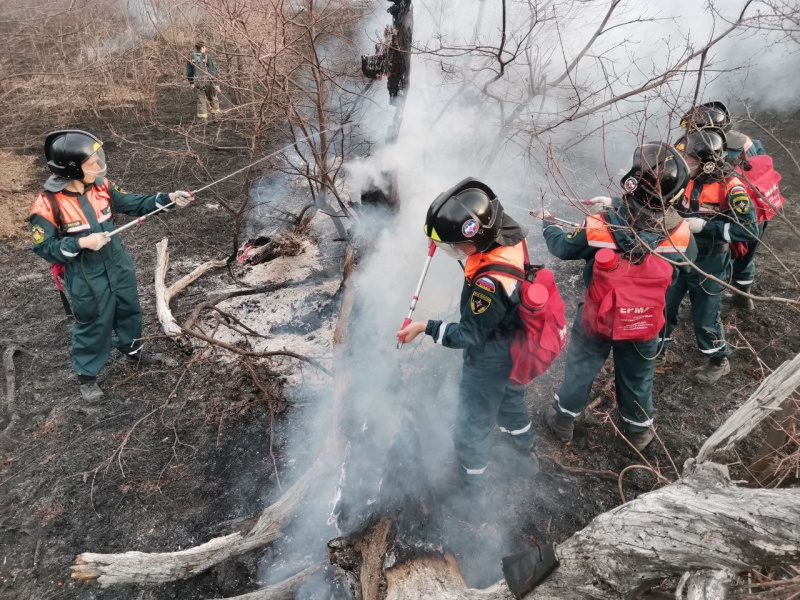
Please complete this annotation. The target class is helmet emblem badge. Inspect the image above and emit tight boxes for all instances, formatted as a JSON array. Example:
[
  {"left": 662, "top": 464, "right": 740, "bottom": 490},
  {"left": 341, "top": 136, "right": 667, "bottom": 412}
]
[
  {"left": 623, "top": 177, "right": 638, "bottom": 192},
  {"left": 462, "top": 219, "right": 479, "bottom": 238}
]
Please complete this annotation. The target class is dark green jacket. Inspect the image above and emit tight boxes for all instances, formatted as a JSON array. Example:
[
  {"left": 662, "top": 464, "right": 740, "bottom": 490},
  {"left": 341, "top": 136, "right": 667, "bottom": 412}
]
[
  {"left": 425, "top": 243, "right": 527, "bottom": 369},
  {"left": 187, "top": 51, "right": 217, "bottom": 84},
  {"left": 676, "top": 176, "right": 759, "bottom": 259},
  {"left": 544, "top": 197, "right": 698, "bottom": 286},
  {"left": 29, "top": 177, "right": 169, "bottom": 270}
]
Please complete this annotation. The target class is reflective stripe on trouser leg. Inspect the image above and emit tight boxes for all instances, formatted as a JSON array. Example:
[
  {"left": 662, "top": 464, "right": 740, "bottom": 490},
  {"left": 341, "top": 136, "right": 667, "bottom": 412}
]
[
  {"left": 498, "top": 421, "right": 531, "bottom": 436},
  {"left": 554, "top": 306, "right": 612, "bottom": 418},
  {"left": 611, "top": 337, "right": 657, "bottom": 432},
  {"left": 455, "top": 361, "right": 528, "bottom": 475}
]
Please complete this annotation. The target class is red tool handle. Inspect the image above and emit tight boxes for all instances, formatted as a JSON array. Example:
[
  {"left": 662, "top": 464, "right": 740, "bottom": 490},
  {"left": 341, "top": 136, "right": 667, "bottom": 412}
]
[{"left": 397, "top": 317, "right": 413, "bottom": 343}]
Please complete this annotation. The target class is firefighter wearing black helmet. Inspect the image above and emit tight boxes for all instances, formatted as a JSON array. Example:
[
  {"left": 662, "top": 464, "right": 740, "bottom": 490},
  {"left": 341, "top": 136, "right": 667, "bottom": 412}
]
[
  {"left": 662, "top": 126, "right": 759, "bottom": 383},
  {"left": 536, "top": 143, "right": 696, "bottom": 451},
  {"left": 28, "top": 130, "right": 192, "bottom": 403},
  {"left": 681, "top": 101, "right": 767, "bottom": 309},
  {"left": 396, "top": 178, "right": 536, "bottom": 509}
]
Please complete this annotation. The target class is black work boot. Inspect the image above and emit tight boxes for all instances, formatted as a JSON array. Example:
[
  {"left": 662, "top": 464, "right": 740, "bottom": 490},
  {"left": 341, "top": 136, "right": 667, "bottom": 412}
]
[
  {"left": 545, "top": 406, "right": 575, "bottom": 444},
  {"left": 623, "top": 428, "right": 655, "bottom": 452},
  {"left": 78, "top": 375, "right": 104, "bottom": 403},
  {"left": 732, "top": 284, "right": 756, "bottom": 311},
  {"left": 696, "top": 355, "right": 731, "bottom": 385}
]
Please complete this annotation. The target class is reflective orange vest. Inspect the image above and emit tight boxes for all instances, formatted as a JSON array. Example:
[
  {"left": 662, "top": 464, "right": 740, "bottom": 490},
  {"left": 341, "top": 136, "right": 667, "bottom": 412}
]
[
  {"left": 680, "top": 177, "right": 744, "bottom": 214},
  {"left": 464, "top": 242, "right": 526, "bottom": 295},
  {"left": 30, "top": 178, "right": 114, "bottom": 234},
  {"left": 585, "top": 213, "right": 691, "bottom": 255}
]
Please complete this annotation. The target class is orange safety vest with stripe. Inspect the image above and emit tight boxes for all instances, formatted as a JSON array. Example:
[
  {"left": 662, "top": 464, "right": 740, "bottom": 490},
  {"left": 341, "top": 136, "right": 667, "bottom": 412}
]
[
  {"left": 464, "top": 243, "right": 526, "bottom": 296},
  {"left": 584, "top": 213, "right": 692, "bottom": 255},
  {"left": 680, "top": 177, "right": 744, "bottom": 214},
  {"left": 30, "top": 179, "right": 115, "bottom": 234}
]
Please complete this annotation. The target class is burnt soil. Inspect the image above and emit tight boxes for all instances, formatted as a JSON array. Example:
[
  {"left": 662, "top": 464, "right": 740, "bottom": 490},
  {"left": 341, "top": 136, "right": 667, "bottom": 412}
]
[{"left": 1, "top": 82, "right": 800, "bottom": 600}]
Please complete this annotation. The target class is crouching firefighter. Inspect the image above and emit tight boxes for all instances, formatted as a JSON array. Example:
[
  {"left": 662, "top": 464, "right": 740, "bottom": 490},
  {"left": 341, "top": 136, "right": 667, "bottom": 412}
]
[
  {"left": 539, "top": 143, "right": 697, "bottom": 451},
  {"left": 29, "top": 130, "right": 193, "bottom": 402},
  {"left": 397, "top": 178, "right": 566, "bottom": 507},
  {"left": 663, "top": 126, "right": 759, "bottom": 384}
]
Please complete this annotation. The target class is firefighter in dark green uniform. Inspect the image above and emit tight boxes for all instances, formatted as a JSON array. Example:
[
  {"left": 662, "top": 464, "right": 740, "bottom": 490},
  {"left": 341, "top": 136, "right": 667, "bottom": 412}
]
[
  {"left": 538, "top": 143, "right": 696, "bottom": 451},
  {"left": 29, "top": 130, "right": 192, "bottom": 402},
  {"left": 662, "top": 126, "right": 760, "bottom": 383},
  {"left": 681, "top": 101, "right": 766, "bottom": 310},
  {"left": 186, "top": 41, "right": 220, "bottom": 120},
  {"left": 396, "top": 178, "right": 536, "bottom": 502}
]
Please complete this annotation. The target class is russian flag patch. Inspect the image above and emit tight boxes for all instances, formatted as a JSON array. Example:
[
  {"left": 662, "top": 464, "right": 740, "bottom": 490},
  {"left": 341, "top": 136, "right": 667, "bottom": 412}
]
[{"left": 475, "top": 277, "right": 496, "bottom": 293}]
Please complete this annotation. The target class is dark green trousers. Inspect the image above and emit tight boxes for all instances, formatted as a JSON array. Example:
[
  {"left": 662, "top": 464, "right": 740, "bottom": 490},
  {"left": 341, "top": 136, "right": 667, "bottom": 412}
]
[
  {"left": 554, "top": 305, "right": 656, "bottom": 432},
  {"left": 731, "top": 221, "right": 765, "bottom": 286},
  {"left": 66, "top": 249, "right": 143, "bottom": 377},
  {"left": 455, "top": 352, "right": 532, "bottom": 482},
  {"left": 663, "top": 252, "right": 730, "bottom": 358}
]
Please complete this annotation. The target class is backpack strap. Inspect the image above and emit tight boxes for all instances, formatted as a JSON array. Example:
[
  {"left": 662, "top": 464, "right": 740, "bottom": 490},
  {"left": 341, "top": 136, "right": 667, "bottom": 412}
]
[{"left": 42, "top": 190, "right": 65, "bottom": 237}]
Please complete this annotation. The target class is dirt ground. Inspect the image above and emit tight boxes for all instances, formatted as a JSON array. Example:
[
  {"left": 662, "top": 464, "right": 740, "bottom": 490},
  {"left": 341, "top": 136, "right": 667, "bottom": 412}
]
[{"left": 0, "top": 82, "right": 799, "bottom": 599}]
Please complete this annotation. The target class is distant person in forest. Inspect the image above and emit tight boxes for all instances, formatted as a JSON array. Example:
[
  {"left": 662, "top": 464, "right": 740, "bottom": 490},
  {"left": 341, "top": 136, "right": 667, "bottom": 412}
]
[
  {"left": 186, "top": 41, "right": 220, "bottom": 120},
  {"left": 29, "top": 130, "right": 192, "bottom": 403}
]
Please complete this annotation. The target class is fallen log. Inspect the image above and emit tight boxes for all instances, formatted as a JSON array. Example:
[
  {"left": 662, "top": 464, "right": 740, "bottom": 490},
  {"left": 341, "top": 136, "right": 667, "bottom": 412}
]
[{"left": 328, "top": 354, "right": 800, "bottom": 600}]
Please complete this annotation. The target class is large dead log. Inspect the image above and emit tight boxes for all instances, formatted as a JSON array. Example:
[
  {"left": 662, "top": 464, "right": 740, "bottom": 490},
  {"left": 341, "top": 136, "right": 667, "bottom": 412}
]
[
  {"left": 328, "top": 355, "right": 800, "bottom": 600},
  {"left": 337, "top": 461, "right": 800, "bottom": 600}
]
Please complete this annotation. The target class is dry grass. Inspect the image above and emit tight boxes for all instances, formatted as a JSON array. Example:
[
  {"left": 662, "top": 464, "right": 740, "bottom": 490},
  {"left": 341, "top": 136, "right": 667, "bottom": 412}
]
[{"left": 0, "top": 150, "right": 38, "bottom": 242}]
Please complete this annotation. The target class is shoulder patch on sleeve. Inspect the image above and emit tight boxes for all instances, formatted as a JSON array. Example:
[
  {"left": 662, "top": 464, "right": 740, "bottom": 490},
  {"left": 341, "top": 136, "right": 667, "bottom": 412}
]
[
  {"left": 110, "top": 180, "right": 128, "bottom": 194},
  {"left": 730, "top": 185, "right": 747, "bottom": 195},
  {"left": 470, "top": 291, "right": 492, "bottom": 315},
  {"left": 731, "top": 194, "right": 751, "bottom": 214},
  {"left": 475, "top": 277, "right": 496, "bottom": 293},
  {"left": 31, "top": 225, "right": 45, "bottom": 245}
]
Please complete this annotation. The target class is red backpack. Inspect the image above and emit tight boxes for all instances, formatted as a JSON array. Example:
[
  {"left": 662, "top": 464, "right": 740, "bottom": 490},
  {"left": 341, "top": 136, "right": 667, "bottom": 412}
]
[
  {"left": 735, "top": 155, "right": 785, "bottom": 224},
  {"left": 581, "top": 248, "right": 673, "bottom": 343},
  {"left": 471, "top": 258, "right": 567, "bottom": 385}
]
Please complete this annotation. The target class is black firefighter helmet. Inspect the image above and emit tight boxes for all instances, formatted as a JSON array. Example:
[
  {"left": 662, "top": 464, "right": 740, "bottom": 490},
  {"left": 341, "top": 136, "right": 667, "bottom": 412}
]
[
  {"left": 424, "top": 178, "right": 525, "bottom": 254},
  {"left": 44, "top": 130, "right": 105, "bottom": 191},
  {"left": 680, "top": 101, "right": 731, "bottom": 133},
  {"left": 674, "top": 126, "right": 728, "bottom": 176},
  {"left": 620, "top": 142, "right": 690, "bottom": 209}
]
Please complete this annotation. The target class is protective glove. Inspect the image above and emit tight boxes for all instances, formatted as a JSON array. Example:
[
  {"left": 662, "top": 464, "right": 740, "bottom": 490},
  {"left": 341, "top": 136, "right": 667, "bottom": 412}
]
[
  {"left": 583, "top": 196, "right": 613, "bottom": 207},
  {"left": 169, "top": 190, "right": 193, "bottom": 207},
  {"left": 686, "top": 217, "right": 706, "bottom": 234},
  {"left": 79, "top": 233, "right": 111, "bottom": 251},
  {"left": 531, "top": 209, "right": 557, "bottom": 228}
]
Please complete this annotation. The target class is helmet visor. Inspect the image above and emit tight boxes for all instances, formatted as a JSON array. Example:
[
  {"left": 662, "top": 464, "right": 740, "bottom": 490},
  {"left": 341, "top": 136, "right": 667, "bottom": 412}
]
[
  {"left": 81, "top": 147, "right": 107, "bottom": 179},
  {"left": 434, "top": 241, "right": 477, "bottom": 260}
]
